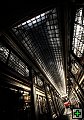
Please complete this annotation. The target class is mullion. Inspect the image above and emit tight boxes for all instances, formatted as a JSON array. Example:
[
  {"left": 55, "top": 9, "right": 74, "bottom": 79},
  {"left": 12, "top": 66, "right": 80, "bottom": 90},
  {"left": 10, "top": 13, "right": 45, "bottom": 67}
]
[
  {"left": 9, "top": 52, "right": 18, "bottom": 71},
  {"left": 32, "top": 25, "right": 46, "bottom": 62},
  {"left": 0, "top": 32, "right": 29, "bottom": 77},
  {"left": 46, "top": 16, "right": 57, "bottom": 51},
  {"left": 75, "top": 21, "right": 84, "bottom": 28},
  {"left": 73, "top": 46, "right": 82, "bottom": 57},
  {"left": 8, "top": 51, "right": 27, "bottom": 77},
  {"left": 18, "top": 60, "right": 25, "bottom": 75},
  {"left": 73, "top": 8, "right": 83, "bottom": 57},
  {"left": 12, "top": 8, "right": 65, "bottom": 86},
  {"left": 41, "top": 18, "right": 54, "bottom": 55},
  {"left": 47, "top": 10, "right": 62, "bottom": 78},
  {"left": 0, "top": 43, "right": 9, "bottom": 63},
  {"left": 22, "top": 23, "right": 40, "bottom": 58},
  {"left": 73, "top": 24, "right": 77, "bottom": 49},
  {"left": 73, "top": 37, "right": 80, "bottom": 55},
  {"left": 30, "top": 29, "right": 45, "bottom": 68},
  {"left": 80, "top": 41, "right": 84, "bottom": 54},
  {"left": 73, "top": 34, "right": 81, "bottom": 43},
  {"left": 43, "top": 12, "right": 58, "bottom": 72},
  {"left": 27, "top": 21, "right": 43, "bottom": 56},
  {"left": 34, "top": 14, "right": 53, "bottom": 69},
  {"left": 47, "top": 11, "right": 62, "bottom": 68},
  {"left": 79, "top": 41, "right": 83, "bottom": 55}
]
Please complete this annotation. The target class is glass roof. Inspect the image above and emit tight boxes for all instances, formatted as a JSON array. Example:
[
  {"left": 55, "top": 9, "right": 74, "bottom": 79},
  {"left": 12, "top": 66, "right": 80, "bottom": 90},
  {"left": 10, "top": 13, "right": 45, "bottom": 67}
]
[
  {"left": 72, "top": 8, "right": 84, "bottom": 58},
  {"left": 12, "top": 8, "right": 66, "bottom": 96}
]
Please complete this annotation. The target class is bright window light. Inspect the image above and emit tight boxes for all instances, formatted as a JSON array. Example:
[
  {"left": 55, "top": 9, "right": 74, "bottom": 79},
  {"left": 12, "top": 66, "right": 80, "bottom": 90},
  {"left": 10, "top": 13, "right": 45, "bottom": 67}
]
[
  {"left": 12, "top": 8, "right": 66, "bottom": 96},
  {"left": 72, "top": 8, "right": 84, "bottom": 58}
]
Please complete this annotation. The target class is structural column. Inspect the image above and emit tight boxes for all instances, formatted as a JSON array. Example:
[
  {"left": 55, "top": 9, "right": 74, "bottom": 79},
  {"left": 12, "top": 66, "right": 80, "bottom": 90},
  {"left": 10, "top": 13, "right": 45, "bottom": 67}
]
[
  {"left": 43, "top": 80, "right": 52, "bottom": 120},
  {"left": 29, "top": 67, "right": 36, "bottom": 120},
  {"left": 53, "top": 91, "right": 60, "bottom": 116},
  {"left": 49, "top": 86, "right": 58, "bottom": 117}
]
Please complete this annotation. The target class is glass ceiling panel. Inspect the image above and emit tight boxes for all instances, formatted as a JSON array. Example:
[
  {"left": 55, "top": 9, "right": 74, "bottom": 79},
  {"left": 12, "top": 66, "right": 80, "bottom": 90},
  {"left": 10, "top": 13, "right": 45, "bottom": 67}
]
[
  {"left": 12, "top": 8, "right": 66, "bottom": 96},
  {"left": 0, "top": 41, "right": 9, "bottom": 63},
  {"left": 8, "top": 52, "right": 29, "bottom": 77},
  {"left": 72, "top": 8, "right": 84, "bottom": 58}
]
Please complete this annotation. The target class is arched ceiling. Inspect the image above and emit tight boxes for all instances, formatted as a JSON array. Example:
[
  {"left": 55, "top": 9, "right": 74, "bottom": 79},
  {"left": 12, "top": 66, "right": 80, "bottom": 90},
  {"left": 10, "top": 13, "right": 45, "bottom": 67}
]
[{"left": 0, "top": 0, "right": 83, "bottom": 97}]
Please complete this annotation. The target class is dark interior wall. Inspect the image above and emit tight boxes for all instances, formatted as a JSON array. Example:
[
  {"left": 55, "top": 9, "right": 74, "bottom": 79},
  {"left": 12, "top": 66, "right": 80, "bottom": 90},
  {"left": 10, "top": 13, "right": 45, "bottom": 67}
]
[
  {"left": 0, "top": 85, "right": 31, "bottom": 120},
  {"left": 0, "top": 86, "right": 18, "bottom": 120},
  {"left": 0, "top": 0, "right": 80, "bottom": 31}
]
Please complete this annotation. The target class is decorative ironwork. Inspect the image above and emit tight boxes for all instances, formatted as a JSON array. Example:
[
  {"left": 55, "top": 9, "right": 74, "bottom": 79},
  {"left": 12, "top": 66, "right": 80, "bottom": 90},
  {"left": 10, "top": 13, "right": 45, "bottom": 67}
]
[
  {"left": 0, "top": 42, "right": 9, "bottom": 63},
  {"left": 0, "top": 41, "right": 29, "bottom": 77},
  {"left": 12, "top": 8, "right": 66, "bottom": 95},
  {"left": 8, "top": 52, "right": 29, "bottom": 77},
  {"left": 72, "top": 8, "right": 84, "bottom": 59}
]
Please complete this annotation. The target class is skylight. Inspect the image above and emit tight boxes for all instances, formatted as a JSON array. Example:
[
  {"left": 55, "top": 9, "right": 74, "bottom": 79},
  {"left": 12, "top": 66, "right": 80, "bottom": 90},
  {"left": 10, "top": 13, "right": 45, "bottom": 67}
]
[
  {"left": 72, "top": 8, "right": 84, "bottom": 58},
  {"left": 12, "top": 8, "right": 66, "bottom": 96},
  {"left": 16, "top": 13, "right": 46, "bottom": 28}
]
